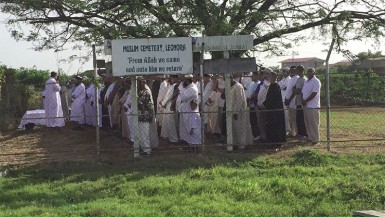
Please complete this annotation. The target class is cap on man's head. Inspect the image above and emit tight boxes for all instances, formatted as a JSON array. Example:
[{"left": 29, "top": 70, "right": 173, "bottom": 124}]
[
  {"left": 184, "top": 74, "right": 193, "bottom": 78},
  {"left": 75, "top": 75, "right": 83, "bottom": 81},
  {"left": 283, "top": 67, "right": 290, "bottom": 72}
]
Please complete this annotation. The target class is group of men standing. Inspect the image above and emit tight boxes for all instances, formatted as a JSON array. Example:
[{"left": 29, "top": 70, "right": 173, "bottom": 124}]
[
  {"left": 42, "top": 65, "right": 321, "bottom": 155},
  {"left": 43, "top": 72, "right": 99, "bottom": 130}
]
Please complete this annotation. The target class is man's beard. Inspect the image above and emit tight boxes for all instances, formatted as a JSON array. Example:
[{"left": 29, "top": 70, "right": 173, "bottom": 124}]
[{"left": 183, "top": 82, "right": 188, "bottom": 88}]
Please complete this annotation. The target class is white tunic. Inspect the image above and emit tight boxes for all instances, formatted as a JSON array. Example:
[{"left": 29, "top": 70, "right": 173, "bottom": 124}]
[
  {"left": 156, "top": 80, "right": 168, "bottom": 125},
  {"left": 257, "top": 81, "right": 270, "bottom": 107},
  {"left": 186, "top": 110, "right": 201, "bottom": 145},
  {"left": 207, "top": 91, "right": 221, "bottom": 134},
  {"left": 179, "top": 83, "right": 199, "bottom": 143},
  {"left": 176, "top": 82, "right": 184, "bottom": 112},
  {"left": 85, "top": 84, "right": 96, "bottom": 126},
  {"left": 71, "top": 83, "right": 86, "bottom": 124},
  {"left": 145, "top": 85, "right": 159, "bottom": 148},
  {"left": 160, "top": 83, "right": 179, "bottom": 142},
  {"left": 123, "top": 92, "right": 134, "bottom": 142},
  {"left": 231, "top": 82, "right": 252, "bottom": 148},
  {"left": 285, "top": 75, "right": 299, "bottom": 108},
  {"left": 44, "top": 77, "right": 65, "bottom": 127},
  {"left": 201, "top": 80, "right": 213, "bottom": 124},
  {"left": 217, "top": 77, "right": 226, "bottom": 108}
]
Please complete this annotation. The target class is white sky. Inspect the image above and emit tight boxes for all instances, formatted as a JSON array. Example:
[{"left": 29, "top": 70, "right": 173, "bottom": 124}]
[{"left": 1, "top": 13, "right": 384, "bottom": 75}]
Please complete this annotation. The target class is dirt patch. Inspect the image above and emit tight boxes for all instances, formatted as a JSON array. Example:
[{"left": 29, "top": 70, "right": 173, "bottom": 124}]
[{"left": 1, "top": 121, "right": 385, "bottom": 167}]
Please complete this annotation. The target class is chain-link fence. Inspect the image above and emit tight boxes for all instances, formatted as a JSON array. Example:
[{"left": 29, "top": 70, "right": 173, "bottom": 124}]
[{"left": 1, "top": 68, "right": 385, "bottom": 165}]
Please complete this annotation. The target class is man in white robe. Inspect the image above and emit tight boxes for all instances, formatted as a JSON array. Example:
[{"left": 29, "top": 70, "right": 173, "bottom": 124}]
[
  {"left": 186, "top": 99, "right": 201, "bottom": 146},
  {"left": 207, "top": 77, "right": 221, "bottom": 135},
  {"left": 44, "top": 71, "right": 65, "bottom": 128},
  {"left": 231, "top": 77, "right": 252, "bottom": 149},
  {"left": 123, "top": 89, "right": 134, "bottom": 143},
  {"left": 179, "top": 74, "right": 199, "bottom": 144},
  {"left": 59, "top": 85, "right": 69, "bottom": 119},
  {"left": 156, "top": 77, "right": 168, "bottom": 128},
  {"left": 70, "top": 76, "right": 86, "bottom": 127},
  {"left": 143, "top": 83, "right": 159, "bottom": 148},
  {"left": 201, "top": 74, "right": 213, "bottom": 127},
  {"left": 160, "top": 75, "right": 179, "bottom": 143},
  {"left": 85, "top": 81, "right": 96, "bottom": 126},
  {"left": 285, "top": 66, "right": 299, "bottom": 137}
]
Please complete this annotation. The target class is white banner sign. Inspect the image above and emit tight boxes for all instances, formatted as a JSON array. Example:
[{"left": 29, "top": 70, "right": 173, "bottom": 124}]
[
  {"left": 111, "top": 37, "right": 193, "bottom": 76},
  {"left": 192, "top": 35, "right": 254, "bottom": 52}
]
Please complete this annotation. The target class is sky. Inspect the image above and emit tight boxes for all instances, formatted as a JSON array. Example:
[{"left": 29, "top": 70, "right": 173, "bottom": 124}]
[{"left": 1, "top": 13, "right": 385, "bottom": 75}]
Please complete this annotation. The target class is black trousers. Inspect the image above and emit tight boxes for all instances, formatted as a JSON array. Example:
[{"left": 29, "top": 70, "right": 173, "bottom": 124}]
[
  {"left": 296, "top": 105, "right": 307, "bottom": 137},
  {"left": 249, "top": 107, "right": 259, "bottom": 138},
  {"left": 221, "top": 106, "right": 227, "bottom": 136}
]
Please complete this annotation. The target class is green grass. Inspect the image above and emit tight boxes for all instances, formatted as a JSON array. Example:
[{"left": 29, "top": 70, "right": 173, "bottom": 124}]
[
  {"left": 1, "top": 150, "right": 385, "bottom": 216},
  {"left": 319, "top": 107, "right": 385, "bottom": 142}
]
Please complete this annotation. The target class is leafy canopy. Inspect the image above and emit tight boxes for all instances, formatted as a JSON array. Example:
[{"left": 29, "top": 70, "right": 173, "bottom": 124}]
[{"left": 1, "top": 0, "right": 385, "bottom": 56}]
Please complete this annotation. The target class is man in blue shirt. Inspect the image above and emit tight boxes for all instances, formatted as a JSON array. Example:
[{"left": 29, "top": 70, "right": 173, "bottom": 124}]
[{"left": 246, "top": 71, "right": 260, "bottom": 140}]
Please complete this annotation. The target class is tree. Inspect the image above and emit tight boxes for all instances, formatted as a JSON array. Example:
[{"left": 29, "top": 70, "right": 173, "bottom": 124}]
[
  {"left": 1, "top": 0, "right": 385, "bottom": 57},
  {"left": 355, "top": 51, "right": 383, "bottom": 61}
]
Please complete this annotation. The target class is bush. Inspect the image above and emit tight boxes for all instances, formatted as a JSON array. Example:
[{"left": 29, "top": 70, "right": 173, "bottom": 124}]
[
  {"left": 0, "top": 66, "right": 49, "bottom": 131},
  {"left": 319, "top": 69, "right": 385, "bottom": 106}
]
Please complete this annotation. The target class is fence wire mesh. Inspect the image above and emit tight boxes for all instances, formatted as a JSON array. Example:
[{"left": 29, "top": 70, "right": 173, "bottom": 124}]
[{"left": 1, "top": 68, "right": 385, "bottom": 166}]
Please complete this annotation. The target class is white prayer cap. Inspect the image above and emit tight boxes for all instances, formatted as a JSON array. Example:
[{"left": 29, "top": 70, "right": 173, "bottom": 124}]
[
  {"left": 283, "top": 67, "right": 290, "bottom": 72},
  {"left": 184, "top": 74, "right": 193, "bottom": 78}
]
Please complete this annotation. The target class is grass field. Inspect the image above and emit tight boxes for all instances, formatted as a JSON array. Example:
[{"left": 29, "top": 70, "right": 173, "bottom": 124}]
[
  {"left": 322, "top": 107, "right": 385, "bottom": 142},
  {"left": 0, "top": 106, "right": 385, "bottom": 216},
  {"left": 1, "top": 150, "right": 385, "bottom": 216}
]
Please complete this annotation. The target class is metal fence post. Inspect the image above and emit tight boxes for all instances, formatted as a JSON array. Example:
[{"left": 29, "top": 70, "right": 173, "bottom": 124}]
[
  {"left": 224, "top": 51, "right": 233, "bottom": 152},
  {"left": 132, "top": 76, "right": 140, "bottom": 158},
  {"left": 92, "top": 44, "right": 101, "bottom": 161},
  {"left": 199, "top": 43, "right": 205, "bottom": 151},
  {"left": 325, "top": 38, "right": 335, "bottom": 152}
]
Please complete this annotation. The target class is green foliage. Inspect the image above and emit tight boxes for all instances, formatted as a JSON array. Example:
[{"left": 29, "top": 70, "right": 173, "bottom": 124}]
[
  {"left": 1, "top": 152, "right": 385, "bottom": 216},
  {"left": 0, "top": 65, "right": 51, "bottom": 130},
  {"left": 318, "top": 70, "right": 385, "bottom": 105},
  {"left": 1, "top": 0, "right": 385, "bottom": 55},
  {"left": 14, "top": 67, "right": 49, "bottom": 89}
]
